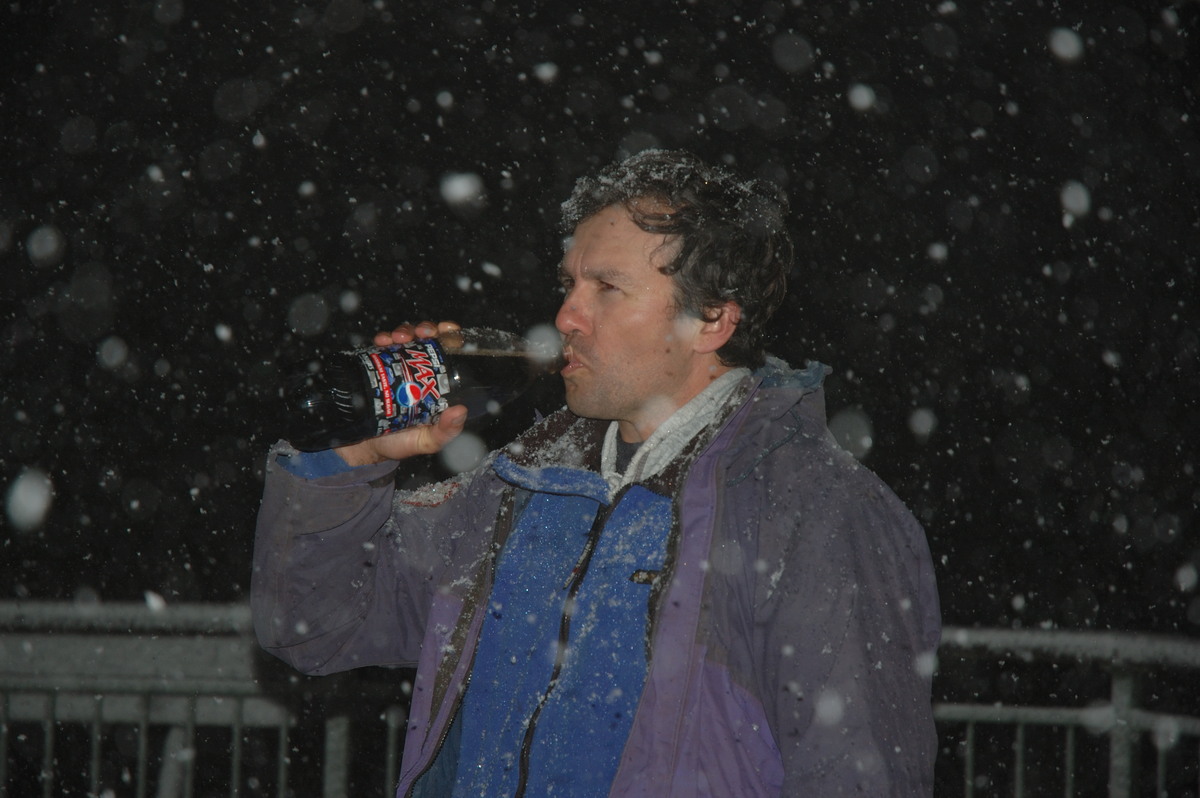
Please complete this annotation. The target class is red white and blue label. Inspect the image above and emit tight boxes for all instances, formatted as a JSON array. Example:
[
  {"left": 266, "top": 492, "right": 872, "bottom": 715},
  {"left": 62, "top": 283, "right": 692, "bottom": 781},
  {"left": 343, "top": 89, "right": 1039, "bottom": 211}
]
[{"left": 355, "top": 340, "right": 451, "bottom": 435}]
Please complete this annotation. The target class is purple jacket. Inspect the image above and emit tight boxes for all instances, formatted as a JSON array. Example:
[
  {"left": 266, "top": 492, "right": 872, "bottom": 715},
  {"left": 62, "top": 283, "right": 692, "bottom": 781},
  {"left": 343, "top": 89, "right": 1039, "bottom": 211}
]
[{"left": 252, "top": 360, "right": 941, "bottom": 796}]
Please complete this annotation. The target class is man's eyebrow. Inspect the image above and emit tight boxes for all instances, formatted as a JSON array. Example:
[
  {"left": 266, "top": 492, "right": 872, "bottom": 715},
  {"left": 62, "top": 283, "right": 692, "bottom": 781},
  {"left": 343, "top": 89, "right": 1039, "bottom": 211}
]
[{"left": 557, "top": 264, "right": 627, "bottom": 284}]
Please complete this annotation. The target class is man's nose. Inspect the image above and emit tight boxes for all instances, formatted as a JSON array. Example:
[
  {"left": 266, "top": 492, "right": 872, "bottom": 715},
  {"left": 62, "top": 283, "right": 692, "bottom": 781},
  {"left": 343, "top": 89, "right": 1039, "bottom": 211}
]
[{"left": 555, "top": 293, "right": 585, "bottom": 336}]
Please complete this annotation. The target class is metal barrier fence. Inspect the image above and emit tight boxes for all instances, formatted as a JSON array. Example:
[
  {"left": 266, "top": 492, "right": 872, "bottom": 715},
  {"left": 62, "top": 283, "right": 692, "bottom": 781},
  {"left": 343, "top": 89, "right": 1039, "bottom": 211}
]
[
  {"left": 3, "top": 601, "right": 1199, "bottom": 797},
  {"left": 935, "top": 626, "right": 1200, "bottom": 797},
  {"left": 0, "top": 602, "right": 406, "bottom": 798}
]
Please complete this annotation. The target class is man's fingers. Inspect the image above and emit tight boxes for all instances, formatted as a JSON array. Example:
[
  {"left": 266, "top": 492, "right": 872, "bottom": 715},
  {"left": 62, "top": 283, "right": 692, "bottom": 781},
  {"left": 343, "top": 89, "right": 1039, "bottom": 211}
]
[
  {"left": 389, "top": 323, "right": 418, "bottom": 343},
  {"left": 373, "top": 321, "right": 460, "bottom": 347}
]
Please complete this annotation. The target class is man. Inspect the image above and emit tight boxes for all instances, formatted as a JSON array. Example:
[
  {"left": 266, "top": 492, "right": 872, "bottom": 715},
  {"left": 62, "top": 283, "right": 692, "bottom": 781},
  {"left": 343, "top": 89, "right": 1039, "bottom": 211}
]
[{"left": 252, "top": 149, "right": 941, "bottom": 796}]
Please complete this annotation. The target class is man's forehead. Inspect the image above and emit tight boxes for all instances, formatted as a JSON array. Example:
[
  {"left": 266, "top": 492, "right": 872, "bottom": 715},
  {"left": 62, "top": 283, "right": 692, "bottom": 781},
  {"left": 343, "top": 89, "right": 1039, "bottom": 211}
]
[
  {"left": 559, "top": 199, "right": 651, "bottom": 250},
  {"left": 558, "top": 203, "right": 679, "bottom": 275}
]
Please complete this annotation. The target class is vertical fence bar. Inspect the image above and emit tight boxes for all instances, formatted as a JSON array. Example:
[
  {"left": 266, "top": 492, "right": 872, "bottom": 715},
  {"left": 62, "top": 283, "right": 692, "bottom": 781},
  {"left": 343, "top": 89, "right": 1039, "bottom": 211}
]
[
  {"left": 184, "top": 695, "right": 198, "bottom": 798},
  {"left": 324, "top": 714, "right": 351, "bottom": 798},
  {"left": 41, "top": 692, "right": 55, "bottom": 798},
  {"left": 1109, "top": 670, "right": 1136, "bottom": 798},
  {"left": 90, "top": 696, "right": 103, "bottom": 797},
  {"left": 136, "top": 694, "right": 149, "bottom": 798},
  {"left": 0, "top": 693, "right": 9, "bottom": 798},
  {"left": 385, "top": 705, "right": 404, "bottom": 797},
  {"left": 230, "top": 697, "right": 244, "bottom": 798},
  {"left": 1064, "top": 725, "right": 1076, "bottom": 798},
  {"left": 1013, "top": 723, "right": 1026, "bottom": 798},
  {"left": 964, "top": 721, "right": 976, "bottom": 798},
  {"left": 275, "top": 715, "right": 291, "bottom": 798}
]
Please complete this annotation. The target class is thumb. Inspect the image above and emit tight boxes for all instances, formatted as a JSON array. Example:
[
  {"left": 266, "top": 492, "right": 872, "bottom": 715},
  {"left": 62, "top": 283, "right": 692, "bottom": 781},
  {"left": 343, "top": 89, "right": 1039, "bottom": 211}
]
[{"left": 424, "top": 405, "right": 468, "bottom": 451}]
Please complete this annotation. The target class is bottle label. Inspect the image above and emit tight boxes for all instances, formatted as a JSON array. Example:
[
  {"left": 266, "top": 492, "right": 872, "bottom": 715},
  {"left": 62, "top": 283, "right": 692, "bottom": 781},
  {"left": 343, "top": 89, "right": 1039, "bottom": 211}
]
[{"left": 356, "top": 340, "right": 452, "bottom": 434}]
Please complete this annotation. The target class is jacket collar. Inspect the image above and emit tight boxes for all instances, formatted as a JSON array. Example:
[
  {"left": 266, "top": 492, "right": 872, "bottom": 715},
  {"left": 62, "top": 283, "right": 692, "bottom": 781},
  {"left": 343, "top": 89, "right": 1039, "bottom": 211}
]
[
  {"left": 598, "top": 368, "right": 751, "bottom": 494},
  {"left": 492, "top": 358, "right": 829, "bottom": 501}
]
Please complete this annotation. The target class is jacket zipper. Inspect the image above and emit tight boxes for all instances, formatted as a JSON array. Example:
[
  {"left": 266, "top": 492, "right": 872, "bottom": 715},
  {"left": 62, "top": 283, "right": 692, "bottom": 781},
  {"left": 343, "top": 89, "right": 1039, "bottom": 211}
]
[
  {"left": 402, "top": 668, "right": 472, "bottom": 798},
  {"left": 513, "top": 488, "right": 625, "bottom": 798},
  {"left": 401, "top": 618, "right": 482, "bottom": 798}
]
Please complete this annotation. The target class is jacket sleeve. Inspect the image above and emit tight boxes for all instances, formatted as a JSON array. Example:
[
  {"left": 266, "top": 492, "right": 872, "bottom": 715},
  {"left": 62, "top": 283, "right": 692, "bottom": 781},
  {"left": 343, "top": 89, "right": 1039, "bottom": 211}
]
[
  {"left": 250, "top": 441, "right": 488, "bottom": 676},
  {"left": 750, "top": 440, "right": 941, "bottom": 796}
]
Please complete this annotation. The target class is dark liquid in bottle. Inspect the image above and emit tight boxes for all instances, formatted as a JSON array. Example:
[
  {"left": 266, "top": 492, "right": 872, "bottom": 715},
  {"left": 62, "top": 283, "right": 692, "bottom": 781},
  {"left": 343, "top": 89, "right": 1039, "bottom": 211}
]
[{"left": 445, "top": 350, "right": 537, "bottom": 419}]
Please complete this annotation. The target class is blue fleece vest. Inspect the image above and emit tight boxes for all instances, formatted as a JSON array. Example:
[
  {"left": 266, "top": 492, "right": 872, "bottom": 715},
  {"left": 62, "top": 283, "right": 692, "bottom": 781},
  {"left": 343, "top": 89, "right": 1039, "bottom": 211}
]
[{"left": 442, "top": 455, "right": 673, "bottom": 797}]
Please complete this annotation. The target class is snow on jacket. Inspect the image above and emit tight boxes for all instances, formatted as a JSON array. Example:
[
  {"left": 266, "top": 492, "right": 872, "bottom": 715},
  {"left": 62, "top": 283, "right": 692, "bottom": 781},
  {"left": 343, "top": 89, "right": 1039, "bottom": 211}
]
[{"left": 252, "top": 358, "right": 942, "bottom": 796}]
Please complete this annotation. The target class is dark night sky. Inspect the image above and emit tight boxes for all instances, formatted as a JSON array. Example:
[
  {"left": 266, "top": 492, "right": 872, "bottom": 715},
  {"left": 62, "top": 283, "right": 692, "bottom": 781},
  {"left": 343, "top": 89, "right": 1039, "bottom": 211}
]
[{"left": 2, "top": 1, "right": 1197, "bottom": 636}]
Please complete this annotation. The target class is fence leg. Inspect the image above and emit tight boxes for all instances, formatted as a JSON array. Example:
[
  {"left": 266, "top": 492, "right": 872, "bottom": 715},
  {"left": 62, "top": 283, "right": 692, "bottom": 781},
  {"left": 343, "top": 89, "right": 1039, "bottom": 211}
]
[
  {"left": 0, "top": 694, "right": 8, "bottom": 798},
  {"left": 385, "top": 705, "right": 405, "bottom": 795},
  {"left": 157, "top": 726, "right": 188, "bottom": 798},
  {"left": 323, "top": 714, "right": 350, "bottom": 798},
  {"left": 1014, "top": 723, "right": 1026, "bottom": 798},
  {"left": 1064, "top": 725, "right": 1076, "bottom": 798},
  {"left": 965, "top": 721, "right": 976, "bottom": 798},
  {"left": 1108, "top": 669, "right": 1138, "bottom": 798}
]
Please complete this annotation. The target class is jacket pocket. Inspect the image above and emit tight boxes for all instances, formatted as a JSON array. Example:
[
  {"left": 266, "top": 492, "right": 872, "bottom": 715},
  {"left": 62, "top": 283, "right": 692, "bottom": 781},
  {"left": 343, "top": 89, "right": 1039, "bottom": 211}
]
[{"left": 683, "top": 660, "right": 784, "bottom": 797}]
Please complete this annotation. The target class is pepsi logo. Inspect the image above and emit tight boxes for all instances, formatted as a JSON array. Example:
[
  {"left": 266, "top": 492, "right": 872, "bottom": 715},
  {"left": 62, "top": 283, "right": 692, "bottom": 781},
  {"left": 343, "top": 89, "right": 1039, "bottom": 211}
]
[{"left": 395, "top": 381, "right": 426, "bottom": 407}]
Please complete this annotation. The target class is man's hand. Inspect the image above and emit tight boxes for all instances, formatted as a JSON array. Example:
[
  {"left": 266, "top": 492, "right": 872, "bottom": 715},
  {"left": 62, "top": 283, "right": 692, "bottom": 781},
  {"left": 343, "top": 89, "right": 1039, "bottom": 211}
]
[{"left": 335, "top": 320, "right": 467, "bottom": 466}]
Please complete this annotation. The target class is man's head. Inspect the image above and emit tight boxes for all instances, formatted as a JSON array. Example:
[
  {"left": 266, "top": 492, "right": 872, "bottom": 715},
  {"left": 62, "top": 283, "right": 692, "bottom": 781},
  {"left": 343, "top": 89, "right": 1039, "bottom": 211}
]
[{"left": 560, "top": 149, "right": 792, "bottom": 370}]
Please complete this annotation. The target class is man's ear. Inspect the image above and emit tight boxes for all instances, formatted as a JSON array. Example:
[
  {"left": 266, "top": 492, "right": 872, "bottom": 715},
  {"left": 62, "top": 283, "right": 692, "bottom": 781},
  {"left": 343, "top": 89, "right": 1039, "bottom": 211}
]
[{"left": 693, "top": 301, "right": 741, "bottom": 355}]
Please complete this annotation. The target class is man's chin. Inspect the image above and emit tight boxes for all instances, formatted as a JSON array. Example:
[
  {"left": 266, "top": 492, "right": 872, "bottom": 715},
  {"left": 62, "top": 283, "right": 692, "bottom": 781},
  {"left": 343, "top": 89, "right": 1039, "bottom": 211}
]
[{"left": 564, "top": 393, "right": 603, "bottom": 421}]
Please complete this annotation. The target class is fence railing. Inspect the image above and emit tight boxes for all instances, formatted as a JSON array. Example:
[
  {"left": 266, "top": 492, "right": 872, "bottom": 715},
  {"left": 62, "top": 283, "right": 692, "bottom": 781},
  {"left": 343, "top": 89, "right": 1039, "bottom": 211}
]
[
  {"left": 0, "top": 601, "right": 406, "bottom": 798},
  {"left": 934, "top": 626, "right": 1200, "bottom": 797},
  {"left": 3, "top": 601, "right": 1199, "bottom": 797}
]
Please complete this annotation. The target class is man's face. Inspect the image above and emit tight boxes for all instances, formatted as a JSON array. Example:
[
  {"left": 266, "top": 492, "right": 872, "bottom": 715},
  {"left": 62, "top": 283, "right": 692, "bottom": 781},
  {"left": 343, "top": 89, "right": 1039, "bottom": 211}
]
[{"left": 555, "top": 204, "right": 722, "bottom": 442}]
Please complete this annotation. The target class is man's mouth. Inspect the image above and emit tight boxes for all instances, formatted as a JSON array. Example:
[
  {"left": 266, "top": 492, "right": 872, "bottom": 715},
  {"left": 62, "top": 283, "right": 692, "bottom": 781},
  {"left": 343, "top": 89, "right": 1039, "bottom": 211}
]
[{"left": 560, "top": 347, "right": 583, "bottom": 377}]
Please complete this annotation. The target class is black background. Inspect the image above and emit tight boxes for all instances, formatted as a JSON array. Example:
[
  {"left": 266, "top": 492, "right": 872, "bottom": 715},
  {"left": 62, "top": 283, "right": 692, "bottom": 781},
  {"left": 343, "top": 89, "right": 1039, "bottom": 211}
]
[{"left": 2, "top": 0, "right": 1197, "bottom": 637}]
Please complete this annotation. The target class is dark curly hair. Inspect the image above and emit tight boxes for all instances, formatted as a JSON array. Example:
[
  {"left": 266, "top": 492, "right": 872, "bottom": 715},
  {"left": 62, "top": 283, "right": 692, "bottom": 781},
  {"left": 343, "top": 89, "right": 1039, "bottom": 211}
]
[{"left": 560, "top": 149, "right": 792, "bottom": 369}]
